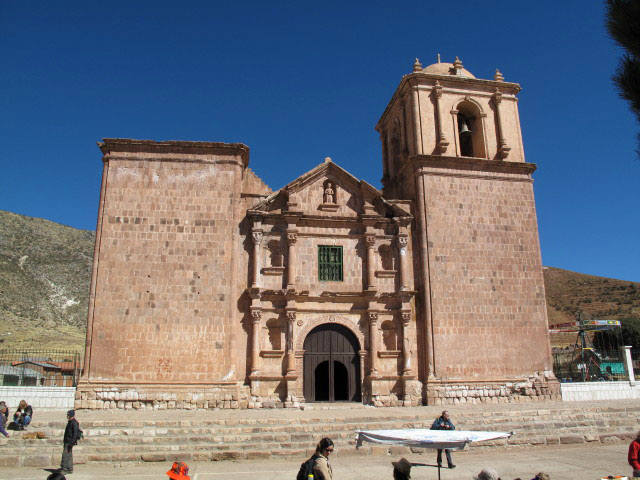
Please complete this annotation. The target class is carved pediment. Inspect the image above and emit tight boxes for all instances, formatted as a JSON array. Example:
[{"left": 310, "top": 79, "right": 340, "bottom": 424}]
[{"left": 247, "top": 159, "right": 411, "bottom": 221}]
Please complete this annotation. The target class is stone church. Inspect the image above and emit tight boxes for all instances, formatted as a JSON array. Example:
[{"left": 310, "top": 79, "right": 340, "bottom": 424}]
[{"left": 77, "top": 58, "right": 560, "bottom": 409}]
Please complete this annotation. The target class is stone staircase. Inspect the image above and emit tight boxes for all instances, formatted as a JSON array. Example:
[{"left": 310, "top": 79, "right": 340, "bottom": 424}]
[{"left": 1, "top": 400, "right": 638, "bottom": 468}]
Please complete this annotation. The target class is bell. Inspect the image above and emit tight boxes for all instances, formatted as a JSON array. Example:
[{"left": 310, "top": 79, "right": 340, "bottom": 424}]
[{"left": 459, "top": 119, "right": 471, "bottom": 135}]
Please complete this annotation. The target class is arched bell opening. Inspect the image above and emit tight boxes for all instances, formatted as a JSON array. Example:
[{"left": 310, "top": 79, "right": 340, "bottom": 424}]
[
  {"left": 456, "top": 100, "right": 486, "bottom": 159},
  {"left": 303, "top": 323, "right": 361, "bottom": 402}
]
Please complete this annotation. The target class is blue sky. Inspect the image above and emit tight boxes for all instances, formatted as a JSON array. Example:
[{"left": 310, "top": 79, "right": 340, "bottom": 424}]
[{"left": 1, "top": 1, "right": 638, "bottom": 281}]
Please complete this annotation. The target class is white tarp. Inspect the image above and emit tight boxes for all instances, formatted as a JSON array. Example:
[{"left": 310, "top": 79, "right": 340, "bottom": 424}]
[{"left": 356, "top": 429, "right": 513, "bottom": 450}]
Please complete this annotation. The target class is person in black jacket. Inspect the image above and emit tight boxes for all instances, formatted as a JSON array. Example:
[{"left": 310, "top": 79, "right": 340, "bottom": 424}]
[
  {"left": 430, "top": 410, "right": 456, "bottom": 469},
  {"left": 60, "top": 410, "right": 80, "bottom": 474},
  {"left": 13, "top": 400, "right": 32, "bottom": 430}
]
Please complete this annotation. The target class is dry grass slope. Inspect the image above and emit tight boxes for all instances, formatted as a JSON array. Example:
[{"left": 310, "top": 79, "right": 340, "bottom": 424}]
[
  {"left": 0, "top": 210, "right": 94, "bottom": 351},
  {"left": 543, "top": 266, "right": 640, "bottom": 346}
]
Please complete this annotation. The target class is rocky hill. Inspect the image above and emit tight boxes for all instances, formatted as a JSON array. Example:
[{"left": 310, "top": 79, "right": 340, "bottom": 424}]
[
  {"left": 544, "top": 266, "right": 640, "bottom": 347},
  {"left": 0, "top": 210, "right": 638, "bottom": 352},
  {"left": 0, "top": 210, "right": 94, "bottom": 351}
]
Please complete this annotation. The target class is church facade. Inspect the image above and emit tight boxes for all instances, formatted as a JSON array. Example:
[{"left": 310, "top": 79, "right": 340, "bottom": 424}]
[{"left": 76, "top": 58, "right": 560, "bottom": 409}]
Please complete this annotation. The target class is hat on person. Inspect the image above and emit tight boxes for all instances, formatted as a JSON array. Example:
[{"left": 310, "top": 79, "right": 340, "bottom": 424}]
[
  {"left": 391, "top": 458, "right": 412, "bottom": 475},
  {"left": 167, "top": 461, "right": 190, "bottom": 480},
  {"left": 473, "top": 467, "right": 500, "bottom": 480},
  {"left": 66, "top": 410, "right": 75, "bottom": 417},
  {"left": 532, "top": 474, "right": 550, "bottom": 480}
]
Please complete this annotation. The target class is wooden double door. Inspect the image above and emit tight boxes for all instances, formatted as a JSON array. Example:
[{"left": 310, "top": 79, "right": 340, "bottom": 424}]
[{"left": 303, "top": 323, "right": 361, "bottom": 402}]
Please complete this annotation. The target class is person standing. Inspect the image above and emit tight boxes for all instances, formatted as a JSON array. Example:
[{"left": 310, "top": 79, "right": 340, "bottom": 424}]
[
  {"left": 0, "top": 402, "right": 10, "bottom": 437},
  {"left": 60, "top": 410, "right": 80, "bottom": 474},
  {"left": 313, "top": 437, "right": 334, "bottom": 480},
  {"left": 628, "top": 430, "right": 640, "bottom": 478},
  {"left": 431, "top": 410, "right": 456, "bottom": 469}
]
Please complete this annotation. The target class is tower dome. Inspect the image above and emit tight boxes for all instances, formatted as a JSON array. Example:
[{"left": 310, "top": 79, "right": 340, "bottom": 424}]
[{"left": 421, "top": 56, "right": 475, "bottom": 78}]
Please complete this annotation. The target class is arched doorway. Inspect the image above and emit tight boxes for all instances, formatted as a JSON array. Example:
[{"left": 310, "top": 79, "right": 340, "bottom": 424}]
[{"left": 303, "top": 323, "right": 361, "bottom": 402}]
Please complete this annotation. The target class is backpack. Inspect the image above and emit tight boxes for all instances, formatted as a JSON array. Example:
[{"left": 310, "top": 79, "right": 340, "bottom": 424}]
[{"left": 296, "top": 455, "right": 317, "bottom": 480}]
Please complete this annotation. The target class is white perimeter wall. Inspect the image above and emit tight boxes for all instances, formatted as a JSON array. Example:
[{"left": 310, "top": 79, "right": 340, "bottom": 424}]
[
  {"left": 0, "top": 386, "right": 75, "bottom": 410},
  {"left": 561, "top": 381, "right": 640, "bottom": 401}
]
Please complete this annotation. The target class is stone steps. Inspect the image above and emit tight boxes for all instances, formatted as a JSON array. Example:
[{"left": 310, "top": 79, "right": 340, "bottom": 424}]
[{"left": 1, "top": 403, "right": 638, "bottom": 468}]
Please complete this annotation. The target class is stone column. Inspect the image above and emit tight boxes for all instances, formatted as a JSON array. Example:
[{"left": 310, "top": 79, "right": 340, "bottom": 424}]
[
  {"left": 414, "top": 171, "right": 435, "bottom": 378},
  {"left": 250, "top": 228, "right": 262, "bottom": 289},
  {"left": 432, "top": 81, "right": 449, "bottom": 154},
  {"left": 400, "top": 312, "right": 412, "bottom": 376},
  {"left": 286, "top": 311, "right": 296, "bottom": 375},
  {"left": 410, "top": 82, "right": 423, "bottom": 155},
  {"left": 624, "top": 345, "right": 636, "bottom": 385},
  {"left": 397, "top": 234, "right": 408, "bottom": 292},
  {"left": 286, "top": 231, "right": 297, "bottom": 290},
  {"left": 368, "top": 312, "right": 379, "bottom": 376},
  {"left": 365, "top": 234, "right": 376, "bottom": 290},
  {"left": 492, "top": 89, "right": 511, "bottom": 159},
  {"left": 250, "top": 309, "right": 261, "bottom": 376}
]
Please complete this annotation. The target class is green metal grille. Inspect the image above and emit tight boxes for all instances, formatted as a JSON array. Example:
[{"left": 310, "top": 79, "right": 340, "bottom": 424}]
[{"left": 318, "top": 245, "right": 343, "bottom": 281}]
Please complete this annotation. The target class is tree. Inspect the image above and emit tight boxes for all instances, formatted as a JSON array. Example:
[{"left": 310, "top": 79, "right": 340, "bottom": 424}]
[{"left": 606, "top": 0, "right": 640, "bottom": 157}]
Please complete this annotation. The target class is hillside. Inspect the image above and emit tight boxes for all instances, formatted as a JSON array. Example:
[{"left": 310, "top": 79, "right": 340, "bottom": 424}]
[
  {"left": 0, "top": 211, "right": 638, "bottom": 352},
  {"left": 544, "top": 266, "right": 640, "bottom": 347},
  {"left": 0, "top": 210, "right": 94, "bottom": 351}
]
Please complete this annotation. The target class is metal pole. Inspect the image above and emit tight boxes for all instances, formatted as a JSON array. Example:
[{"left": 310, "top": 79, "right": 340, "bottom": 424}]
[{"left": 580, "top": 329, "right": 586, "bottom": 382}]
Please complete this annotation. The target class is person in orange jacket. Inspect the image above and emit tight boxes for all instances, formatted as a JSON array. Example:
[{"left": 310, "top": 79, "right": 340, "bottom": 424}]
[
  {"left": 628, "top": 430, "right": 640, "bottom": 478},
  {"left": 167, "top": 461, "right": 190, "bottom": 480}
]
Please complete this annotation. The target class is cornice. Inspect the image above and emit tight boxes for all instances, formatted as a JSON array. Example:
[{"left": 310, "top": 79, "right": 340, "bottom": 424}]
[
  {"left": 409, "top": 154, "right": 537, "bottom": 177},
  {"left": 249, "top": 212, "right": 412, "bottom": 226},
  {"left": 98, "top": 138, "right": 250, "bottom": 168},
  {"left": 376, "top": 72, "right": 521, "bottom": 131},
  {"left": 255, "top": 289, "right": 416, "bottom": 303}
]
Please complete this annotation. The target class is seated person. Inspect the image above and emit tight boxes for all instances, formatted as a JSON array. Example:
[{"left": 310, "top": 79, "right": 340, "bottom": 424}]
[{"left": 13, "top": 400, "right": 32, "bottom": 430}]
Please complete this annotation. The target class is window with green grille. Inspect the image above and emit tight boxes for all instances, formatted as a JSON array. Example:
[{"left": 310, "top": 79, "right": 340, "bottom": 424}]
[{"left": 318, "top": 245, "right": 343, "bottom": 281}]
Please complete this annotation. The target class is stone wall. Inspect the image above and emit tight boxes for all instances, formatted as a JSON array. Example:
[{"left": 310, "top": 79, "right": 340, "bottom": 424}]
[
  {"left": 82, "top": 140, "right": 262, "bottom": 392},
  {"left": 420, "top": 161, "right": 553, "bottom": 382},
  {"left": 75, "top": 384, "right": 250, "bottom": 410},
  {"left": 0, "top": 386, "right": 75, "bottom": 410},
  {"left": 425, "top": 371, "right": 561, "bottom": 405},
  {"left": 561, "top": 381, "right": 640, "bottom": 401}
]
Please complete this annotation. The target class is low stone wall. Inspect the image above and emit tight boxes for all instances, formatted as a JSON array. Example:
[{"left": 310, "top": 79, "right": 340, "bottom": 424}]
[
  {"left": 76, "top": 375, "right": 563, "bottom": 410},
  {"left": 75, "top": 384, "right": 252, "bottom": 409},
  {"left": 560, "top": 381, "right": 640, "bottom": 401},
  {"left": 425, "top": 374, "right": 561, "bottom": 405},
  {"left": 0, "top": 386, "right": 76, "bottom": 410}
]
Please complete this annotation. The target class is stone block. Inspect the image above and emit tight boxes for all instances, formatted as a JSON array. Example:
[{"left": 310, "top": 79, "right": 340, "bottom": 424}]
[
  {"left": 247, "top": 451, "right": 272, "bottom": 460},
  {"left": 389, "top": 446, "right": 410, "bottom": 455},
  {"left": 600, "top": 434, "right": 622, "bottom": 443},
  {"left": 23, "top": 455, "right": 53, "bottom": 467},
  {"left": 142, "top": 453, "right": 167, "bottom": 462},
  {"left": 338, "top": 447, "right": 370, "bottom": 457},
  {"left": 0, "top": 456, "right": 20, "bottom": 467},
  {"left": 371, "top": 446, "right": 389, "bottom": 455}
]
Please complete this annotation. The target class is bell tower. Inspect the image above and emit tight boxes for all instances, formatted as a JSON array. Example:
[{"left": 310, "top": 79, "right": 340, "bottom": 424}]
[
  {"left": 376, "top": 56, "right": 526, "bottom": 195},
  {"left": 376, "top": 57, "right": 559, "bottom": 405}
]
